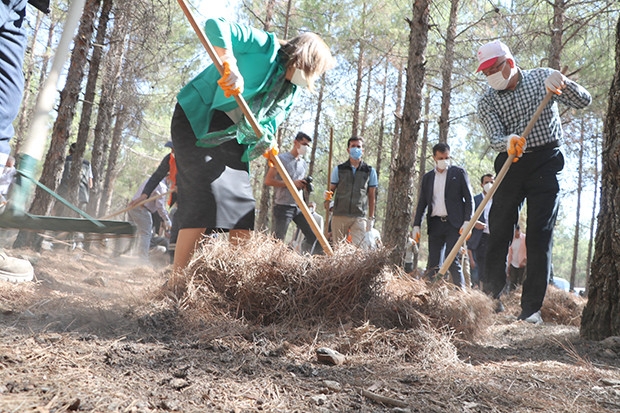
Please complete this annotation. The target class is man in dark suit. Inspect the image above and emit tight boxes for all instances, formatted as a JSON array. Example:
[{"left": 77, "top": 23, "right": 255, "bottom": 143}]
[
  {"left": 467, "top": 174, "right": 494, "bottom": 289},
  {"left": 412, "top": 142, "right": 473, "bottom": 288}
]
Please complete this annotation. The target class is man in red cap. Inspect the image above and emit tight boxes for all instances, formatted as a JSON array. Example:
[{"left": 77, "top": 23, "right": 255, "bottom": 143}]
[{"left": 475, "top": 39, "right": 591, "bottom": 324}]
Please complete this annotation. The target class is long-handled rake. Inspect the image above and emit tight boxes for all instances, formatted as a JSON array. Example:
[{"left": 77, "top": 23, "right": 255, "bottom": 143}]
[{"left": 0, "top": 0, "right": 134, "bottom": 236}]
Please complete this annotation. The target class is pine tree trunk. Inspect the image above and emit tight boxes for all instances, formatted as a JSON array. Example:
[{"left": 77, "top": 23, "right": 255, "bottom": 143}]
[
  {"left": 417, "top": 89, "right": 431, "bottom": 196},
  {"left": 580, "top": 15, "right": 620, "bottom": 340},
  {"left": 99, "top": 101, "right": 128, "bottom": 216},
  {"left": 308, "top": 73, "right": 327, "bottom": 178},
  {"left": 361, "top": 65, "right": 372, "bottom": 137},
  {"left": 68, "top": 0, "right": 113, "bottom": 209},
  {"left": 438, "top": 0, "right": 459, "bottom": 144},
  {"left": 375, "top": 59, "right": 389, "bottom": 184},
  {"left": 548, "top": 0, "right": 565, "bottom": 70},
  {"left": 91, "top": 5, "right": 127, "bottom": 217},
  {"left": 351, "top": 41, "right": 365, "bottom": 137},
  {"left": 383, "top": 0, "right": 430, "bottom": 265},
  {"left": 569, "top": 119, "right": 584, "bottom": 290},
  {"left": 585, "top": 137, "right": 599, "bottom": 294}
]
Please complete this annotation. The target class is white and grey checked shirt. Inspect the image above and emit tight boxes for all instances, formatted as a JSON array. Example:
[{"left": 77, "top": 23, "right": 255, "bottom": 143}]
[{"left": 478, "top": 68, "right": 592, "bottom": 152}]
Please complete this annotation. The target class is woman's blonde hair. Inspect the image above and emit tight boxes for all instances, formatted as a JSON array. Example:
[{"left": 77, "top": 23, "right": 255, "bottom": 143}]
[{"left": 280, "top": 32, "right": 335, "bottom": 92}]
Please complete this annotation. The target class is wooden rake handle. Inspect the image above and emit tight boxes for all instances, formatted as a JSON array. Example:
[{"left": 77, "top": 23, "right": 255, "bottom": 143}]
[
  {"left": 101, "top": 190, "right": 174, "bottom": 220},
  {"left": 176, "top": 0, "right": 333, "bottom": 255},
  {"left": 437, "top": 90, "right": 555, "bottom": 279}
]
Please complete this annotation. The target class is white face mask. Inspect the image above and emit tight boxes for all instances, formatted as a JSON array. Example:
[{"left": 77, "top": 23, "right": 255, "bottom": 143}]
[
  {"left": 486, "top": 65, "right": 517, "bottom": 90},
  {"left": 297, "top": 144, "right": 309, "bottom": 156},
  {"left": 436, "top": 159, "right": 450, "bottom": 170},
  {"left": 291, "top": 68, "right": 309, "bottom": 88},
  {"left": 483, "top": 182, "right": 493, "bottom": 193}
]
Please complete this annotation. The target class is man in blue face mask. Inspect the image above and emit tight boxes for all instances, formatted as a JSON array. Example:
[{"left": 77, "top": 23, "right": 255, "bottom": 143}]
[
  {"left": 323, "top": 136, "right": 377, "bottom": 247},
  {"left": 412, "top": 142, "right": 473, "bottom": 288}
]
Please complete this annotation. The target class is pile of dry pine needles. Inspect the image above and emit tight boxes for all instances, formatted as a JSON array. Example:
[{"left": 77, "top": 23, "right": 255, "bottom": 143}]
[{"left": 162, "top": 233, "right": 497, "bottom": 341}]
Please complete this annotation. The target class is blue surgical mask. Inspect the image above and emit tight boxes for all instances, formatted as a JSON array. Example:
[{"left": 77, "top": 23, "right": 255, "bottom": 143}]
[{"left": 350, "top": 147, "right": 363, "bottom": 160}]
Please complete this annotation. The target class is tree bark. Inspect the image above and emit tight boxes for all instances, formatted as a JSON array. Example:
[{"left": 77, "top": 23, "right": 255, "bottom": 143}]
[
  {"left": 548, "top": 0, "right": 565, "bottom": 70},
  {"left": 361, "top": 64, "right": 372, "bottom": 137},
  {"left": 351, "top": 41, "right": 365, "bottom": 137},
  {"left": 98, "top": 98, "right": 128, "bottom": 216},
  {"left": 383, "top": 1, "right": 430, "bottom": 265},
  {"left": 580, "top": 15, "right": 620, "bottom": 340},
  {"left": 68, "top": 0, "right": 113, "bottom": 209},
  {"left": 586, "top": 136, "right": 599, "bottom": 294},
  {"left": 91, "top": 4, "right": 127, "bottom": 217},
  {"left": 308, "top": 73, "right": 326, "bottom": 178},
  {"left": 569, "top": 119, "right": 584, "bottom": 290},
  {"left": 438, "top": 0, "right": 459, "bottom": 144},
  {"left": 417, "top": 88, "right": 431, "bottom": 198},
  {"left": 254, "top": 0, "right": 281, "bottom": 231},
  {"left": 374, "top": 59, "right": 389, "bottom": 184}
]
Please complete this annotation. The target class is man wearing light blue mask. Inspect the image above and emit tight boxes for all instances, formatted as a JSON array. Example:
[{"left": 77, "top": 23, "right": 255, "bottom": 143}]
[{"left": 323, "top": 136, "right": 377, "bottom": 247}]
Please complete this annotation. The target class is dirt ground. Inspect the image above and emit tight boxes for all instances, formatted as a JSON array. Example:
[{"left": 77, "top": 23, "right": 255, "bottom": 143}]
[{"left": 1, "top": 242, "right": 620, "bottom": 413}]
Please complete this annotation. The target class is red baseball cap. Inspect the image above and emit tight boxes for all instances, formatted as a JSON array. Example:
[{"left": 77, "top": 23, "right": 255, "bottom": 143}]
[{"left": 476, "top": 40, "right": 514, "bottom": 72}]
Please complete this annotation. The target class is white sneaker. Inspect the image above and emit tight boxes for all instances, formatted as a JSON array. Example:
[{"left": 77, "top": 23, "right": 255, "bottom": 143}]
[
  {"left": 0, "top": 250, "right": 34, "bottom": 283},
  {"left": 524, "top": 311, "right": 543, "bottom": 325},
  {"left": 150, "top": 245, "right": 167, "bottom": 256}
]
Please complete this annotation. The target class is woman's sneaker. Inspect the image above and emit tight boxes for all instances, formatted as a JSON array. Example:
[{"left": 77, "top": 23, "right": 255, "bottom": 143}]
[{"left": 0, "top": 250, "right": 34, "bottom": 283}]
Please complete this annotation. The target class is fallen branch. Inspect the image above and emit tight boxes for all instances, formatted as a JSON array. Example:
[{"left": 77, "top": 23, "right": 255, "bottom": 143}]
[{"left": 360, "top": 388, "right": 408, "bottom": 408}]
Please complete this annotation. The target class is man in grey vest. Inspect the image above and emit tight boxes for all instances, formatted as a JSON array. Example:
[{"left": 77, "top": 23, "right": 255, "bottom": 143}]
[
  {"left": 324, "top": 136, "right": 377, "bottom": 247},
  {"left": 264, "top": 131, "right": 317, "bottom": 253}
]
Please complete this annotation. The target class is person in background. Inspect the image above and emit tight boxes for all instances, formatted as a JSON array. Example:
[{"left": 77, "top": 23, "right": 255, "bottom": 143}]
[
  {"left": 264, "top": 131, "right": 318, "bottom": 253},
  {"left": 475, "top": 39, "right": 591, "bottom": 322},
  {"left": 128, "top": 140, "right": 178, "bottom": 263},
  {"left": 507, "top": 224, "right": 527, "bottom": 291},
  {"left": 57, "top": 143, "right": 93, "bottom": 213},
  {"left": 291, "top": 201, "right": 324, "bottom": 254},
  {"left": 128, "top": 177, "right": 171, "bottom": 261},
  {"left": 412, "top": 142, "right": 473, "bottom": 289},
  {"left": 171, "top": 18, "right": 335, "bottom": 272},
  {"left": 467, "top": 173, "right": 494, "bottom": 289},
  {"left": 324, "top": 136, "right": 377, "bottom": 247},
  {"left": 0, "top": 156, "right": 16, "bottom": 199}
]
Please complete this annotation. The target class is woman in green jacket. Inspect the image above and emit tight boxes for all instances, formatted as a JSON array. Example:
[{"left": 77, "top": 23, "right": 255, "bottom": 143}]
[{"left": 172, "top": 18, "right": 334, "bottom": 271}]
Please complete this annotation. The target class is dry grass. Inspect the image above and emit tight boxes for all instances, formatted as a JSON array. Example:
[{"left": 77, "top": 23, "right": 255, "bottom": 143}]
[
  {"left": 542, "top": 285, "right": 586, "bottom": 326},
  {"left": 162, "top": 233, "right": 493, "bottom": 344}
]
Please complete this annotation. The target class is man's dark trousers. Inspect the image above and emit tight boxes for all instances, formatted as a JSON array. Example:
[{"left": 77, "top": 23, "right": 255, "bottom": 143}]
[
  {"left": 427, "top": 216, "right": 465, "bottom": 288},
  {"left": 483, "top": 148, "right": 563, "bottom": 317}
]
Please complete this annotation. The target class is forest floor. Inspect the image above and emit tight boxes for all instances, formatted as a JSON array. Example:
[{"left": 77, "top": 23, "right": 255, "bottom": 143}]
[{"left": 1, "top": 234, "right": 620, "bottom": 413}]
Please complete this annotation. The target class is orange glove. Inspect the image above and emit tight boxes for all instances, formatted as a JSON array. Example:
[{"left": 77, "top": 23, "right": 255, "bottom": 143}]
[
  {"left": 217, "top": 52, "right": 244, "bottom": 98},
  {"left": 262, "top": 146, "right": 279, "bottom": 167},
  {"left": 324, "top": 190, "right": 333, "bottom": 201},
  {"left": 412, "top": 226, "right": 421, "bottom": 244},
  {"left": 507, "top": 134, "right": 526, "bottom": 163}
]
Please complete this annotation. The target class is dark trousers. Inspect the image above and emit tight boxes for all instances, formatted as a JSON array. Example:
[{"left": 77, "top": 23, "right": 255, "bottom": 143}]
[
  {"left": 273, "top": 204, "right": 317, "bottom": 253},
  {"left": 470, "top": 232, "right": 489, "bottom": 287},
  {"left": 427, "top": 216, "right": 465, "bottom": 288},
  {"left": 483, "top": 148, "right": 563, "bottom": 316}
]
